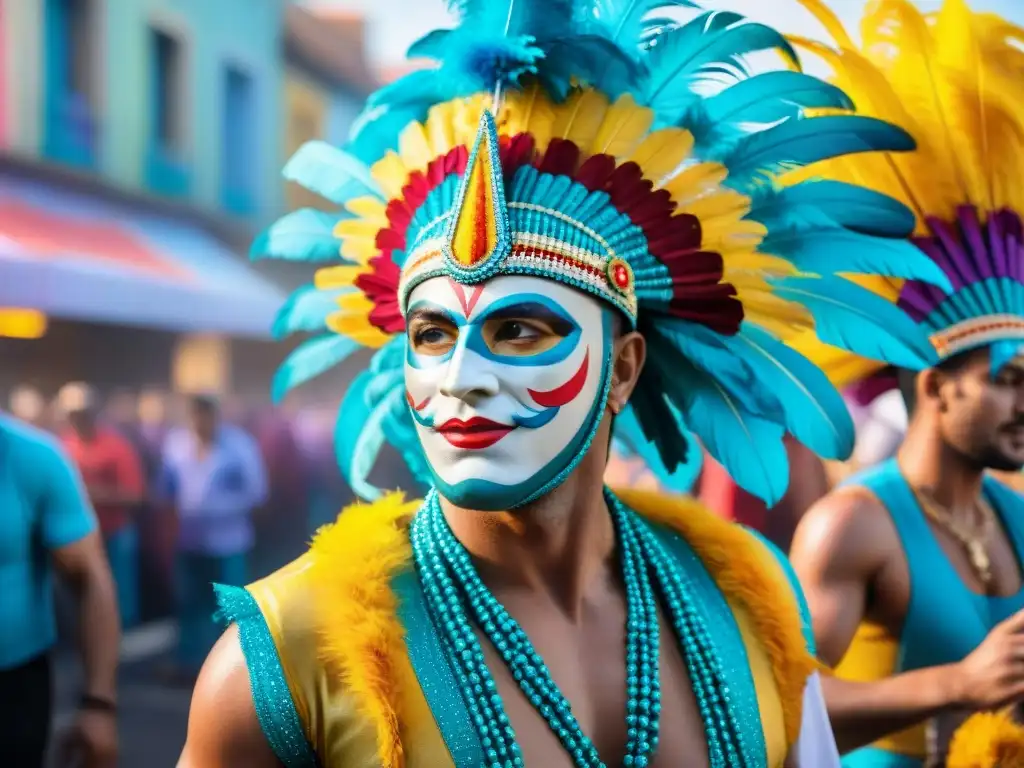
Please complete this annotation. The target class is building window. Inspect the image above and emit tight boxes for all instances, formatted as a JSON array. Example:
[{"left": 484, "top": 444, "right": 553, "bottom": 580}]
[
  {"left": 151, "top": 29, "right": 185, "bottom": 153},
  {"left": 146, "top": 27, "right": 189, "bottom": 197},
  {"left": 44, "top": 0, "right": 99, "bottom": 167},
  {"left": 221, "top": 64, "right": 256, "bottom": 215}
]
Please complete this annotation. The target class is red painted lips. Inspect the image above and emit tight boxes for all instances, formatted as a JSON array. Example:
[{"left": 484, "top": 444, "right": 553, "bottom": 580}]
[{"left": 436, "top": 416, "right": 516, "bottom": 449}]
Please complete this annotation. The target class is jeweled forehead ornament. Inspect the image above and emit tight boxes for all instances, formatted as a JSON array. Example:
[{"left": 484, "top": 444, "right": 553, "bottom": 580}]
[{"left": 397, "top": 110, "right": 638, "bottom": 324}]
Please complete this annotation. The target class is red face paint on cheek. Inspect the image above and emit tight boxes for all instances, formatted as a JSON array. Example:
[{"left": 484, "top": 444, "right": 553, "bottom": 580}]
[{"left": 527, "top": 348, "right": 590, "bottom": 408}]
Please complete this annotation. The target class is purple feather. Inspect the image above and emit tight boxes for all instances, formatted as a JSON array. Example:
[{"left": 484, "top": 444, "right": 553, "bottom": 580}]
[{"left": 898, "top": 205, "right": 1024, "bottom": 320}]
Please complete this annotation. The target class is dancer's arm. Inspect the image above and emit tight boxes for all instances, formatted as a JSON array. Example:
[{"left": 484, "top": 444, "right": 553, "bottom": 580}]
[
  {"left": 178, "top": 628, "right": 282, "bottom": 768},
  {"left": 791, "top": 490, "right": 1024, "bottom": 753}
]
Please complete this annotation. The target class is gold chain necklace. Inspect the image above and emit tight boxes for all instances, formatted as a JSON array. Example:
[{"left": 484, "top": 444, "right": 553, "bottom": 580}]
[{"left": 912, "top": 488, "right": 996, "bottom": 587}]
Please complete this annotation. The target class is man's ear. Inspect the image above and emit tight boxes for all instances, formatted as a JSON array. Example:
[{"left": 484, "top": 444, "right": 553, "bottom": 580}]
[
  {"left": 608, "top": 331, "right": 646, "bottom": 415},
  {"left": 918, "top": 367, "right": 946, "bottom": 408}
]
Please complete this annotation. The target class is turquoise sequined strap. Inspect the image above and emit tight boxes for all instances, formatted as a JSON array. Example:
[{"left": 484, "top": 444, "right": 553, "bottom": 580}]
[
  {"left": 742, "top": 529, "right": 817, "bottom": 656},
  {"left": 213, "top": 583, "right": 320, "bottom": 768},
  {"left": 649, "top": 522, "right": 769, "bottom": 768},
  {"left": 392, "top": 569, "right": 487, "bottom": 767}
]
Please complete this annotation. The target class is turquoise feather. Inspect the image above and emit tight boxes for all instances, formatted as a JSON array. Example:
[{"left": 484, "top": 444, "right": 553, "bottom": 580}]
[
  {"left": 271, "top": 285, "right": 352, "bottom": 340},
  {"left": 722, "top": 115, "right": 915, "bottom": 188},
  {"left": 271, "top": 335, "right": 362, "bottom": 404},
  {"left": 731, "top": 324, "right": 855, "bottom": 460},
  {"left": 613, "top": 404, "right": 701, "bottom": 493},
  {"left": 345, "top": 385, "right": 406, "bottom": 501},
  {"left": 284, "top": 141, "right": 384, "bottom": 205},
  {"left": 250, "top": 208, "right": 345, "bottom": 263},
  {"left": 773, "top": 276, "right": 939, "bottom": 370},
  {"left": 643, "top": 13, "right": 799, "bottom": 115},
  {"left": 668, "top": 355, "right": 790, "bottom": 506},
  {"left": 750, "top": 181, "right": 916, "bottom": 238},
  {"left": 701, "top": 71, "right": 852, "bottom": 125},
  {"left": 334, "top": 370, "right": 374, "bottom": 496},
  {"left": 582, "top": 0, "right": 699, "bottom": 53},
  {"left": 760, "top": 229, "right": 953, "bottom": 289}
]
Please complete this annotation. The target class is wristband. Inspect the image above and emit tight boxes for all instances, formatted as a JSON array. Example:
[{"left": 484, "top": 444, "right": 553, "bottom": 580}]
[{"left": 79, "top": 694, "right": 117, "bottom": 713}]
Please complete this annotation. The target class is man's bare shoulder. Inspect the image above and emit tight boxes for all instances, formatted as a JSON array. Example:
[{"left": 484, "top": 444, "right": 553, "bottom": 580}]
[
  {"left": 178, "top": 626, "right": 280, "bottom": 768},
  {"left": 792, "top": 484, "right": 897, "bottom": 575}
]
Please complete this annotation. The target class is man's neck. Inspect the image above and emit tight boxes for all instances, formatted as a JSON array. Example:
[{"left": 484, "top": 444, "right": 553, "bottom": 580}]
[
  {"left": 898, "top": 420, "right": 984, "bottom": 519},
  {"left": 441, "top": 472, "right": 616, "bottom": 621}
]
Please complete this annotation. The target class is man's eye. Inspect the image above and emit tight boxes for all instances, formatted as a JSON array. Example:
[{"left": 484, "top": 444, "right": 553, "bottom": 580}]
[
  {"left": 494, "top": 321, "right": 540, "bottom": 342},
  {"left": 415, "top": 327, "right": 450, "bottom": 345}
]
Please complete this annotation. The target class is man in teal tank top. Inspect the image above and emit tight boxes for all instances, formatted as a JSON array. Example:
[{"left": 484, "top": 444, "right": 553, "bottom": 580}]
[{"left": 786, "top": 2, "right": 1024, "bottom": 766}]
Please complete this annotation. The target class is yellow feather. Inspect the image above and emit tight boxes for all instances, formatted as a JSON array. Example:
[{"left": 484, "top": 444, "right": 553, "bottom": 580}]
[
  {"left": 628, "top": 129, "right": 694, "bottom": 185},
  {"left": 589, "top": 94, "right": 654, "bottom": 159},
  {"left": 453, "top": 95, "right": 488, "bottom": 147},
  {"left": 551, "top": 89, "right": 609, "bottom": 151},
  {"left": 334, "top": 219, "right": 381, "bottom": 264},
  {"left": 328, "top": 294, "right": 390, "bottom": 348},
  {"left": 502, "top": 83, "right": 556, "bottom": 152},
  {"left": 314, "top": 265, "right": 367, "bottom": 290},
  {"left": 679, "top": 188, "right": 751, "bottom": 222},
  {"left": 398, "top": 122, "right": 434, "bottom": 172},
  {"left": 371, "top": 151, "right": 410, "bottom": 200},
  {"left": 662, "top": 162, "right": 728, "bottom": 206},
  {"left": 424, "top": 103, "right": 456, "bottom": 156},
  {"left": 793, "top": 0, "right": 856, "bottom": 49},
  {"left": 722, "top": 249, "right": 794, "bottom": 278},
  {"left": 344, "top": 196, "right": 388, "bottom": 221},
  {"left": 737, "top": 289, "right": 815, "bottom": 339}
]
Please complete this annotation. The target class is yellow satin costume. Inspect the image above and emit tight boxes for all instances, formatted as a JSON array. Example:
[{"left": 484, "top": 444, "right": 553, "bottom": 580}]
[{"left": 217, "top": 489, "right": 818, "bottom": 768}]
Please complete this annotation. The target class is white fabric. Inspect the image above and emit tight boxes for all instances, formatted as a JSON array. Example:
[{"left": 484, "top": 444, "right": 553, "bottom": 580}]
[
  {"left": 852, "top": 389, "right": 908, "bottom": 468},
  {"left": 788, "top": 672, "right": 841, "bottom": 767}
]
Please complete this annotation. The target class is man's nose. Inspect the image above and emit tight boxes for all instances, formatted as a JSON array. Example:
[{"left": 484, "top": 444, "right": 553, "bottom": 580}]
[{"left": 439, "top": 343, "right": 500, "bottom": 401}]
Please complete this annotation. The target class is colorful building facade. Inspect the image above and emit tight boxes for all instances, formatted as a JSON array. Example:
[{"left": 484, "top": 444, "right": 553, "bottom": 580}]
[{"left": 2, "top": 0, "right": 285, "bottom": 222}]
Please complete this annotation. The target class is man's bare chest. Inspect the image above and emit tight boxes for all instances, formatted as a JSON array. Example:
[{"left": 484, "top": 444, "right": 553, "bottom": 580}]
[{"left": 479, "top": 607, "right": 712, "bottom": 768}]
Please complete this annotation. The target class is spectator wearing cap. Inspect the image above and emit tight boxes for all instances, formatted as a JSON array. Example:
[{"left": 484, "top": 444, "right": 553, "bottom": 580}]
[
  {"left": 58, "top": 383, "right": 146, "bottom": 630},
  {"left": 158, "top": 394, "right": 268, "bottom": 677}
]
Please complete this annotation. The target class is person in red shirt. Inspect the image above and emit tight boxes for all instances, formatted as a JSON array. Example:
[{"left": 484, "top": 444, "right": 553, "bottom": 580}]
[{"left": 58, "top": 383, "right": 146, "bottom": 629}]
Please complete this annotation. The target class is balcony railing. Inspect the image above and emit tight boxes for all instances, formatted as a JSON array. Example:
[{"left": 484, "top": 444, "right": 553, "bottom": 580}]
[
  {"left": 44, "top": 91, "right": 98, "bottom": 170},
  {"left": 145, "top": 143, "right": 191, "bottom": 198}
]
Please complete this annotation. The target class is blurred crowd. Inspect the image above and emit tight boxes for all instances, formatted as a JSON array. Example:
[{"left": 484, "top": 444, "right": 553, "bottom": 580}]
[{"left": 5, "top": 381, "right": 354, "bottom": 678}]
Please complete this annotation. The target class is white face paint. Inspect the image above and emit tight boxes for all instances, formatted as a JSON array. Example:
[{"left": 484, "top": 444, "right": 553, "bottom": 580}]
[{"left": 404, "top": 274, "right": 612, "bottom": 510}]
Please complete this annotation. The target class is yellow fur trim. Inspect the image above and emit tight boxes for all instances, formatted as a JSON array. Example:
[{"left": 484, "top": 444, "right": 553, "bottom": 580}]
[
  {"left": 307, "top": 489, "right": 815, "bottom": 763},
  {"left": 308, "top": 492, "right": 422, "bottom": 768},
  {"left": 614, "top": 488, "right": 817, "bottom": 747},
  {"left": 947, "top": 708, "right": 1024, "bottom": 768}
]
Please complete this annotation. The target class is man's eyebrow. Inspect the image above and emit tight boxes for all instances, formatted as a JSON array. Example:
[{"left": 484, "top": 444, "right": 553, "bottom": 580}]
[
  {"left": 485, "top": 302, "right": 570, "bottom": 322},
  {"left": 407, "top": 307, "right": 459, "bottom": 325},
  {"left": 483, "top": 302, "right": 576, "bottom": 333}
]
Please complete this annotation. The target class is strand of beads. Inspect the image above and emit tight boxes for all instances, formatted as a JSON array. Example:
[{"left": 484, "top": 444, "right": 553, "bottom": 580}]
[
  {"left": 617, "top": 496, "right": 746, "bottom": 767},
  {"left": 411, "top": 506, "right": 522, "bottom": 767},
  {"left": 414, "top": 492, "right": 664, "bottom": 768}
]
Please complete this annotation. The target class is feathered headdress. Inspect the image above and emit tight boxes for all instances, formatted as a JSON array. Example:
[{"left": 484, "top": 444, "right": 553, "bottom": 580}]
[
  {"left": 787, "top": 0, "right": 1024, "bottom": 389},
  {"left": 253, "top": 0, "right": 949, "bottom": 506}
]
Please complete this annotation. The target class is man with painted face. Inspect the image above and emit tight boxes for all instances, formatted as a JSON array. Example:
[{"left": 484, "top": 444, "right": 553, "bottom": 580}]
[
  {"left": 179, "top": 2, "right": 950, "bottom": 766},
  {"left": 783, "top": 1, "right": 1024, "bottom": 766}
]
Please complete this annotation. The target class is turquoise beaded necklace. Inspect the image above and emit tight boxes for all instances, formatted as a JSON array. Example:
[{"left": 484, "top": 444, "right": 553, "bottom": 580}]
[{"left": 409, "top": 490, "right": 747, "bottom": 767}]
